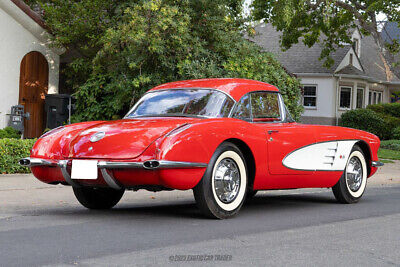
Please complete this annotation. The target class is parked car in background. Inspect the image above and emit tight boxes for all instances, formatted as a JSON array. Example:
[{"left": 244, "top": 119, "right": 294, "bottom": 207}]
[{"left": 20, "top": 78, "right": 383, "bottom": 219}]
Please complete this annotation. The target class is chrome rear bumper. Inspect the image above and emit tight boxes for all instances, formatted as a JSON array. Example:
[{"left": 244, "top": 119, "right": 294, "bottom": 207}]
[{"left": 20, "top": 158, "right": 207, "bottom": 190}]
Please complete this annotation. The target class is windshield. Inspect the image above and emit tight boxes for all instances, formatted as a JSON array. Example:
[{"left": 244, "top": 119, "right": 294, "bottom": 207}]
[{"left": 126, "top": 89, "right": 235, "bottom": 118}]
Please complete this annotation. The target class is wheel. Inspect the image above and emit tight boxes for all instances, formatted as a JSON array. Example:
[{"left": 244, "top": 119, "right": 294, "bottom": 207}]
[
  {"left": 246, "top": 190, "right": 258, "bottom": 200},
  {"left": 193, "top": 142, "right": 248, "bottom": 219},
  {"left": 73, "top": 187, "right": 125, "bottom": 209},
  {"left": 332, "top": 145, "right": 367, "bottom": 204}
]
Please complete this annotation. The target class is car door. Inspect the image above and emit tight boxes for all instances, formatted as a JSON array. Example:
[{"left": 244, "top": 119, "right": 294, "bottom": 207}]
[{"left": 244, "top": 91, "right": 316, "bottom": 176}]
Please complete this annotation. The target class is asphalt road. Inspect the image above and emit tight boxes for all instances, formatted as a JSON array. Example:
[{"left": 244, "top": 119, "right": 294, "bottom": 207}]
[{"left": 1, "top": 175, "right": 400, "bottom": 266}]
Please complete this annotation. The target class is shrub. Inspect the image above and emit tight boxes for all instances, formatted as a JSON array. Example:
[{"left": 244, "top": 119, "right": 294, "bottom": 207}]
[
  {"left": 380, "top": 140, "right": 400, "bottom": 151},
  {"left": 0, "top": 138, "right": 36, "bottom": 174},
  {"left": 393, "top": 126, "right": 400, "bottom": 140},
  {"left": 368, "top": 103, "right": 400, "bottom": 118},
  {"left": 0, "top": 127, "right": 21, "bottom": 139},
  {"left": 339, "top": 109, "right": 389, "bottom": 139}
]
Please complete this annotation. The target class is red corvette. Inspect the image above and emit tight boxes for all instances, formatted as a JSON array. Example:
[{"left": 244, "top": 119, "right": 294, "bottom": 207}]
[{"left": 20, "top": 78, "right": 383, "bottom": 219}]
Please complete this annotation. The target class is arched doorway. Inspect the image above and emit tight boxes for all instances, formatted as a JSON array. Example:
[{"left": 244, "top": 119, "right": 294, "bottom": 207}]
[{"left": 19, "top": 51, "right": 49, "bottom": 138}]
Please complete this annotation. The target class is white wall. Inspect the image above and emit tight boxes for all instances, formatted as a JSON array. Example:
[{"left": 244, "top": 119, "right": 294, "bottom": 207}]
[
  {"left": 298, "top": 76, "right": 336, "bottom": 118},
  {"left": 0, "top": 2, "right": 60, "bottom": 129}
]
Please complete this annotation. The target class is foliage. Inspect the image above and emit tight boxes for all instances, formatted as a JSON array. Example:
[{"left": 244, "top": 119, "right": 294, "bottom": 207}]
[
  {"left": 339, "top": 109, "right": 389, "bottom": 139},
  {"left": 379, "top": 140, "right": 400, "bottom": 160},
  {"left": 365, "top": 103, "right": 400, "bottom": 139},
  {"left": 367, "top": 103, "right": 400, "bottom": 118},
  {"left": 378, "top": 148, "right": 400, "bottom": 160},
  {"left": 251, "top": 0, "right": 400, "bottom": 68},
  {"left": 223, "top": 49, "right": 303, "bottom": 119},
  {"left": 393, "top": 126, "right": 400, "bottom": 140},
  {"left": 29, "top": 0, "right": 303, "bottom": 122},
  {"left": 380, "top": 140, "right": 400, "bottom": 151},
  {"left": 0, "top": 139, "right": 36, "bottom": 174},
  {"left": 0, "top": 127, "right": 21, "bottom": 139}
]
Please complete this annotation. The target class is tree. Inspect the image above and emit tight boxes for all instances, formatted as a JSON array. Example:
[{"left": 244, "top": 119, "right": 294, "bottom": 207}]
[
  {"left": 28, "top": 0, "right": 303, "bottom": 121},
  {"left": 251, "top": 0, "right": 400, "bottom": 68}
]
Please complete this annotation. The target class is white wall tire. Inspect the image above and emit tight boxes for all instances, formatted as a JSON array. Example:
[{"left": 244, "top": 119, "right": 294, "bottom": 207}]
[
  {"left": 332, "top": 145, "right": 367, "bottom": 204},
  {"left": 193, "top": 142, "right": 248, "bottom": 219}
]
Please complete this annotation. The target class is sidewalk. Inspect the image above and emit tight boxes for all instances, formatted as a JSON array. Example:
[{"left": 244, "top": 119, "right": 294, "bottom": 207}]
[{"left": 371, "top": 160, "right": 400, "bottom": 185}]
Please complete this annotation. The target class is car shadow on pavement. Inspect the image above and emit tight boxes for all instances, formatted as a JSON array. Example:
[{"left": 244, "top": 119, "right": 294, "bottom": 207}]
[{"left": 19, "top": 192, "right": 339, "bottom": 220}]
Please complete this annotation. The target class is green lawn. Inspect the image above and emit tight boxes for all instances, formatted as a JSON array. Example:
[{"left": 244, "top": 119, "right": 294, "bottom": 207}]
[{"left": 378, "top": 148, "right": 400, "bottom": 160}]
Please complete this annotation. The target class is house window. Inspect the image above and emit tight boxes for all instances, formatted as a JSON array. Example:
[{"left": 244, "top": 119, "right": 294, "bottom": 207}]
[
  {"left": 369, "top": 91, "right": 372, "bottom": 105},
  {"left": 356, "top": 88, "right": 364, "bottom": 108},
  {"left": 303, "top": 85, "right": 317, "bottom": 108},
  {"left": 340, "top": 87, "right": 352, "bottom": 109},
  {"left": 369, "top": 90, "right": 383, "bottom": 105},
  {"left": 377, "top": 92, "right": 382, "bottom": 103},
  {"left": 350, "top": 54, "right": 353, "bottom": 65}
]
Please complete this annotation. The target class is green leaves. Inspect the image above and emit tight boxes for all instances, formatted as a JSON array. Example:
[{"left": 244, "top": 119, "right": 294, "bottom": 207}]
[
  {"left": 31, "top": 0, "right": 303, "bottom": 121},
  {"left": 340, "top": 103, "right": 400, "bottom": 140},
  {"left": 0, "top": 127, "right": 21, "bottom": 139},
  {"left": 251, "top": 0, "right": 400, "bottom": 68},
  {"left": 0, "top": 138, "right": 36, "bottom": 174}
]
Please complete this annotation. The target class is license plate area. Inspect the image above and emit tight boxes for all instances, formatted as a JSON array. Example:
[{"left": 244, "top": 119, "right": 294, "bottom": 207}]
[{"left": 71, "top": 160, "right": 98, "bottom": 180}]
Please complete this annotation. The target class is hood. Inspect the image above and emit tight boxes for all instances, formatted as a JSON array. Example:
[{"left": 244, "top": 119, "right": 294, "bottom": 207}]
[{"left": 68, "top": 118, "right": 199, "bottom": 159}]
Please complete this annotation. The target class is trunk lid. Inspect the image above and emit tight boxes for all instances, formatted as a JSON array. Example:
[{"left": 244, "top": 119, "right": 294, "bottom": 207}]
[{"left": 68, "top": 117, "right": 199, "bottom": 159}]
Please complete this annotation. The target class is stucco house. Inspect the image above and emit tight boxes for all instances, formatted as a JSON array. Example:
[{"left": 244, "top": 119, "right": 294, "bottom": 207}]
[
  {"left": 252, "top": 23, "right": 400, "bottom": 125},
  {"left": 0, "top": 0, "right": 63, "bottom": 138}
]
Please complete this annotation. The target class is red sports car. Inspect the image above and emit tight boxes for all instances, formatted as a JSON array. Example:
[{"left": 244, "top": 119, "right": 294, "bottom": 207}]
[{"left": 20, "top": 78, "right": 383, "bottom": 219}]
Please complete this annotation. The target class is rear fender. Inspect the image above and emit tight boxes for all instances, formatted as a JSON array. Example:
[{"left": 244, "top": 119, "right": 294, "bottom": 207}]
[
  {"left": 155, "top": 119, "right": 267, "bottom": 189},
  {"left": 31, "top": 121, "right": 105, "bottom": 160}
]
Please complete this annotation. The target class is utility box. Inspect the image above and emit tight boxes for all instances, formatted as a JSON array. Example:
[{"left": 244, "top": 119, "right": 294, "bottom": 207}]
[
  {"left": 45, "top": 94, "right": 73, "bottom": 129},
  {"left": 8, "top": 105, "right": 29, "bottom": 132}
]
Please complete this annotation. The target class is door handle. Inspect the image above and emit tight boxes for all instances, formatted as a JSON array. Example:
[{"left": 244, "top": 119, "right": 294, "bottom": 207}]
[{"left": 268, "top": 130, "right": 279, "bottom": 134}]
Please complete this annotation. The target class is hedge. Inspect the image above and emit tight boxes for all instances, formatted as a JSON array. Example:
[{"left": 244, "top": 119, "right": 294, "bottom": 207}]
[
  {"left": 380, "top": 140, "right": 400, "bottom": 151},
  {"left": 393, "top": 126, "right": 400, "bottom": 140},
  {"left": 339, "top": 109, "right": 389, "bottom": 139},
  {"left": 367, "top": 103, "right": 400, "bottom": 118},
  {"left": 0, "top": 138, "right": 36, "bottom": 174},
  {"left": 0, "top": 127, "right": 21, "bottom": 139},
  {"left": 340, "top": 102, "right": 400, "bottom": 140}
]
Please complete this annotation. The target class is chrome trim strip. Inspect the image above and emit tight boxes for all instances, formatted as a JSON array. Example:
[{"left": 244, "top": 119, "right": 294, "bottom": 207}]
[
  {"left": 100, "top": 168, "right": 123, "bottom": 190},
  {"left": 157, "top": 160, "right": 208, "bottom": 169},
  {"left": 98, "top": 160, "right": 207, "bottom": 169},
  {"left": 371, "top": 161, "right": 384, "bottom": 167},
  {"left": 58, "top": 160, "right": 81, "bottom": 188}
]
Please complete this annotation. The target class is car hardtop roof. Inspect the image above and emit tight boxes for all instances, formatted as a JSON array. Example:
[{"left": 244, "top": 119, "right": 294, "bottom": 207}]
[{"left": 149, "top": 78, "right": 280, "bottom": 101}]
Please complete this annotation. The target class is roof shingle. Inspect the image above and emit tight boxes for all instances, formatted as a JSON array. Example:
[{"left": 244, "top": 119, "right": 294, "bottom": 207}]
[{"left": 251, "top": 23, "right": 400, "bottom": 83}]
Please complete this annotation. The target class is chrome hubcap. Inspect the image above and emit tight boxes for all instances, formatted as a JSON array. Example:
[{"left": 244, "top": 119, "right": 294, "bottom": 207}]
[
  {"left": 346, "top": 156, "right": 363, "bottom": 192},
  {"left": 213, "top": 158, "right": 241, "bottom": 204}
]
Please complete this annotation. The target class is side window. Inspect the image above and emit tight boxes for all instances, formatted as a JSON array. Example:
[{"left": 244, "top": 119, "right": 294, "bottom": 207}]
[
  {"left": 232, "top": 94, "right": 251, "bottom": 121},
  {"left": 251, "top": 92, "right": 281, "bottom": 122}
]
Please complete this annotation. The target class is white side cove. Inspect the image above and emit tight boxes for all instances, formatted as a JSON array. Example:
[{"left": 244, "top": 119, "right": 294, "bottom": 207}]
[{"left": 282, "top": 140, "right": 358, "bottom": 171}]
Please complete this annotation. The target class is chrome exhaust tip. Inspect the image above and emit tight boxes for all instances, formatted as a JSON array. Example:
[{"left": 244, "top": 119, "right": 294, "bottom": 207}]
[
  {"left": 19, "top": 158, "right": 31, "bottom": 166},
  {"left": 143, "top": 160, "right": 160, "bottom": 169}
]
